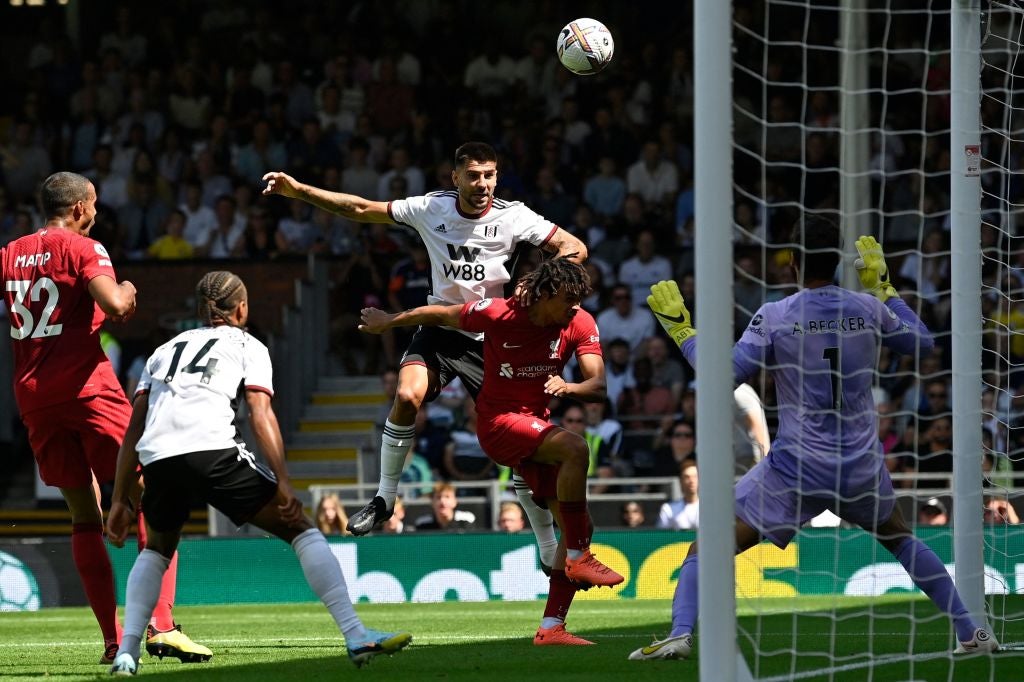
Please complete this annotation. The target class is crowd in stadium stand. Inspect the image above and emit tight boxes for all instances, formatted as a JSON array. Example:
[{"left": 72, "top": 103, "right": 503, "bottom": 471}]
[{"left": 0, "top": 1, "right": 1021, "bottom": 520}]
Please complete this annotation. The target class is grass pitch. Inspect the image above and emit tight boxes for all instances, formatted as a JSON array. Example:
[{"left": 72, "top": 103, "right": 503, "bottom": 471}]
[{"left": 1, "top": 596, "right": 1022, "bottom": 681}]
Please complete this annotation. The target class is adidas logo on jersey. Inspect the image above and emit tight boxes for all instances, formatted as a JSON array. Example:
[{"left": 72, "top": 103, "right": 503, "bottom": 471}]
[{"left": 433, "top": 223, "right": 447, "bottom": 233}]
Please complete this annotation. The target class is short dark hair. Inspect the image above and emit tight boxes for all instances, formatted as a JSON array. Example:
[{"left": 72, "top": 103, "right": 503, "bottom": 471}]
[
  {"left": 454, "top": 141, "right": 497, "bottom": 169},
  {"left": 39, "top": 172, "right": 91, "bottom": 219},
  {"left": 790, "top": 214, "right": 841, "bottom": 283}
]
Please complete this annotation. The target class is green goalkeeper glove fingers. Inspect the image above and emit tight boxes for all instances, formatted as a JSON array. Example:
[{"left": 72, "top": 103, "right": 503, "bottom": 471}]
[
  {"left": 854, "top": 235, "right": 897, "bottom": 302},
  {"left": 647, "top": 280, "right": 696, "bottom": 347}
]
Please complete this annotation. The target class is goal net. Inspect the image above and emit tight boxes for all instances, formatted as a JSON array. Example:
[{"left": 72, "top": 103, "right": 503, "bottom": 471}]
[{"left": 701, "top": 0, "right": 1024, "bottom": 679}]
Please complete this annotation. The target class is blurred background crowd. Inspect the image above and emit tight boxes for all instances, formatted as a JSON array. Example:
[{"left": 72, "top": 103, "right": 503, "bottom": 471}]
[{"left": 0, "top": 0, "right": 1020, "bottom": 527}]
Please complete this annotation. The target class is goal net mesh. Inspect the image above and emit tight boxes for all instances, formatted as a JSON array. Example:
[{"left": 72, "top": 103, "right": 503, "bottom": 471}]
[{"left": 726, "top": 1, "right": 1023, "bottom": 677}]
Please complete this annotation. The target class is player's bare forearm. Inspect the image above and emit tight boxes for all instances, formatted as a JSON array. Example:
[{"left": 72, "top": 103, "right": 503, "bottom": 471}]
[
  {"left": 246, "top": 391, "right": 290, "bottom": 486},
  {"left": 359, "top": 304, "right": 462, "bottom": 334},
  {"left": 545, "top": 228, "right": 588, "bottom": 262},
  {"left": 556, "top": 353, "right": 606, "bottom": 402},
  {"left": 262, "top": 171, "right": 392, "bottom": 224},
  {"left": 561, "top": 376, "right": 607, "bottom": 402}
]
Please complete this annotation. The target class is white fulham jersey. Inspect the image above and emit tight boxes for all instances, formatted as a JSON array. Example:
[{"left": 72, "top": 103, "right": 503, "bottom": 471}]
[
  {"left": 134, "top": 325, "right": 273, "bottom": 466},
  {"left": 388, "top": 191, "right": 557, "bottom": 308}
]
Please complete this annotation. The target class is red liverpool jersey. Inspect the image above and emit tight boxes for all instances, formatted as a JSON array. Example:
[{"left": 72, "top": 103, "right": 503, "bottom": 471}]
[
  {"left": 460, "top": 296, "right": 602, "bottom": 418},
  {"left": 1, "top": 228, "right": 124, "bottom": 414}
]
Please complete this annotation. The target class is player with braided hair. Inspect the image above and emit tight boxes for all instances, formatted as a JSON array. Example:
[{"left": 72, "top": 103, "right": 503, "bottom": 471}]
[
  {"left": 1, "top": 171, "right": 211, "bottom": 665},
  {"left": 194, "top": 270, "right": 247, "bottom": 326},
  {"left": 106, "top": 271, "right": 411, "bottom": 675},
  {"left": 360, "top": 256, "right": 623, "bottom": 645}
]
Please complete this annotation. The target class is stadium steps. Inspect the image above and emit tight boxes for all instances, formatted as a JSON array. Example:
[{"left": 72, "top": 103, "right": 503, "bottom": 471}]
[
  {"left": 0, "top": 508, "right": 209, "bottom": 536},
  {"left": 287, "top": 376, "right": 383, "bottom": 489}
]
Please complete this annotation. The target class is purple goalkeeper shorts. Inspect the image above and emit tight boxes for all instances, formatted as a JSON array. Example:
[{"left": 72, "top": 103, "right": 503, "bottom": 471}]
[{"left": 734, "top": 452, "right": 896, "bottom": 548}]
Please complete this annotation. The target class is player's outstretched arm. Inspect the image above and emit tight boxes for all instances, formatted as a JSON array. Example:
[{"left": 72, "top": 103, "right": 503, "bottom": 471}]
[
  {"left": 359, "top": 304, "right": 463, "bottom": 334},
  {"left": 107, "top": 393, "right": 147, "bottom": 547},
  {"left": 854, "top": 235, "right": 897, "bottom": 302},
  {"left": 648, "top": 280, "right": 696, "bottom": 347},
  {"left": 261, "top": 171, "right": 393, "bottom": 224}
]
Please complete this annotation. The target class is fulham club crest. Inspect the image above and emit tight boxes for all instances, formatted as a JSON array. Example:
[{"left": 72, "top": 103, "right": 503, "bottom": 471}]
[{"left": 485, "top": 224, "right": 499, "bottom": 238}]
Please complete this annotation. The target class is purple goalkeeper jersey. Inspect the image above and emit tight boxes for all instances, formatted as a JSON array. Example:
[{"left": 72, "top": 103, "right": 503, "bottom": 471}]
[{"left": 681, "top": 286, "right": 932, "bottom": 494}]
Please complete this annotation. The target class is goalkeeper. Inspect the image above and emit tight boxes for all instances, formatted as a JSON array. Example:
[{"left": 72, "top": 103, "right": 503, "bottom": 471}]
[{"left": 629, "top": 216, "right": 998, "bottom": 661}]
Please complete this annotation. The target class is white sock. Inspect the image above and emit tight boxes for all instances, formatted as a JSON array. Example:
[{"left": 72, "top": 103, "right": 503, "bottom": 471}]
[
  {"left": 376, "top": 419, "right": 416, "bottom": 508},
  {"left": 513, "top": 474, "right": 557, "bottom": 566},
  {"left": 119, "top": 549, "right": 171, "bottom": 660},
  {"left": 292, "top": 528, "right": 366, "bottom": 643},
  {"left": 567, "top": 549, "right": 584, "bottom": 560},
  {"left": 541, "top": 616, "right": 564, "bottom": 629}
]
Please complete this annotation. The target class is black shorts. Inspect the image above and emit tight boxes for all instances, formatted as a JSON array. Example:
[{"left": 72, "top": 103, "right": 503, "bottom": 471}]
[
  {"left": 141, "top": 444, "right": 278, "bottom": 532},
  {"left": 401, "top": 326, "right": 484, "bottom": 400}
]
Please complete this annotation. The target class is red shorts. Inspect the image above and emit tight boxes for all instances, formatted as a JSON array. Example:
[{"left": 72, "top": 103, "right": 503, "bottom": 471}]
[
  {"left": 22, "top": 392, "right": 131, "bottom": 489},
  {"left": 477, "top": 411, "right": 560, "bottom": 500}
]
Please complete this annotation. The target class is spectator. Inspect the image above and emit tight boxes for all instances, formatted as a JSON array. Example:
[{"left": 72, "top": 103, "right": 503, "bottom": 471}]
[
  {"left": 463, "top": 44, "right": 517, "bottom": 102},
  {"left": 657, "top": 459, "right": 699, "bottom": 530},
  {"left": 583, "top": 156, "right": 626, "bottom": 223},
  {"left": 618, "top": 357, "right": 677, "bottom": 432},
  {"left": 584, "top": 399, "right": 625, "bottom": 472},
  {"left": 604, "top": 338, "right": 637, "bottom": 409},
  {"left": 179, "top": 178, "right": 217, "bottom": 246},
  {"left": 913, "top": 416, "right": 953, "bottom": 489},
  {"left": 498, "top": 502, "right": 526, "bottom": 532},
  {"left": 118, "top": 175, "right": 171, "bottom": 258},
  {"left": 236, "top": 119, "right": 287, "bottom": 187},
  {"left": 147, "top": 209, "right": 194, "bottom": 260},
  {"left": 341, "top": 137, "right": 380, "bottom": 199},
  {"left": 1, "top": 121, "right": 52, "bottom": 202},
  {"left": 644, "top": 336, "right": 687, "bottom": 404},
  {"left": 203, "top": 194, "right": 246, "bottom": 259},
  {"left": 621, "top": 501, "right": 647, "bottom": 528},
  {"left": 239, "top": 207, "right": 278, "bottom": 260},
  {"left": 442, "top": 398, "right": 496, "bottom": 486},
  {"left": 917, "top": 497, "right": 949, "bottom": 526},
  {"left": 596, "top": 284, "right": 656, "bottom": 354},
  {"left": 275, "top": 199, "right": 318, "bottom": 255},
  {"left": 377, "top": 146, "right": 425, "bottom": 200},
  {"left": 316, "top": 493, "right": 352, "bottom": 536},
  {"left": 85, "top": 144, "right": 128, "bottom": 210},
  {"left": 380, "top": 497, "right": 407, "bottom": 534},
  {"left": 644, "top": 419, "right": 697, "bottom": 479},
  {"left": 414, "top": 482, "right": 476, "bottom": 532},
  {"left": 626, "top": 140, "right": 679, "bottom": 214},
  {"left": 365, "top": 57, "right": 415, "bottom": 136},
  {"left": 983, "top": 496, "right": 1020, "bottom": 525},
  {"left": 618, "top": 230, "right": 673, "bottom": 309},
  {"left": 288, "top": 119, "right": 343, "bottom": 183}
]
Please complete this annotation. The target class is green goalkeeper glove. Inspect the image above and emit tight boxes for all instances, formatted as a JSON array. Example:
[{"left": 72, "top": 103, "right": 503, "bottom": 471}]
[
  {"left": 647, "top": 280, "right": 696, "bottom": 346},
  {"left": 854, "top": 235, "right": 897, "bottom": 302}
]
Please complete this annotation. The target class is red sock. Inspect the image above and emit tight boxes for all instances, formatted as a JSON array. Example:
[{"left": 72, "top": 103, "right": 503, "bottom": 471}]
[
  {"left": 558, "top": 500, "right": 592, "bottom": 552},
  {"left": 150, "top": 551, "right": 178, "bottom": 631},
  {"left": 543, "top": 570, "right": 577, "bottom": 622},
  {"left": 71, "top": 523, "right": 121, "bottom": 644},
  {"left": 136, "top": 507, "right": 146, "bottom": 552}
]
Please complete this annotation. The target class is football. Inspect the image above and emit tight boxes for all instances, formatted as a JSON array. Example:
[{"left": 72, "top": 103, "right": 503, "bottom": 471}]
[{"left": 556, "top": 18, "right": 614, "bottom": 75}]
